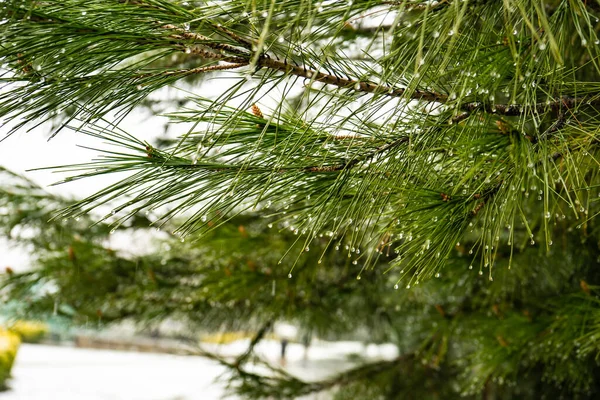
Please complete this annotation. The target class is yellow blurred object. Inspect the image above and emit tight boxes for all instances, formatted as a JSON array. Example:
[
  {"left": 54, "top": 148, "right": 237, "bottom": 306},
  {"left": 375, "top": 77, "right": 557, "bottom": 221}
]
[
  {"left": 201, "top": 331, "right": 278, "bottom": 344},
  {"left": 9, "top": 320, "right": 49, "bottom": 344},
  {"left": 0, "top": 329, "right": 20, "bottom": 390},
  {"left": 201, "top": 331, "right": 251, "bottom": 344}
]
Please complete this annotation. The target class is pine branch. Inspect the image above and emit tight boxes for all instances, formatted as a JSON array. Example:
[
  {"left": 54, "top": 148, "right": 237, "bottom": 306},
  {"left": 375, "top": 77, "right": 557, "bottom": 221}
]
[
  {"left": 222, "top": 351, "right": 416, "bottom": 398},
  {"left": 298, "top": 355, "right": 413, "bottom": 395},
  {"left": 234, "top": 320, "right": 273, "bottom": 367},
  {"left": 174, "top": 34, "right": 600, "bottom": 118},
  {"left": 173, "top": 43, "right": 448, "bottom": 103}
]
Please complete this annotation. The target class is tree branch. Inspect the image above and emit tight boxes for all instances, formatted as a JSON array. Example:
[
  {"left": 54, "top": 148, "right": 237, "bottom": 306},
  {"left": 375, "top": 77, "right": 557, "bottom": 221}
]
[
  {"left": 158, "top": 25, "right": 600, "bottom": 128},
  {"left": 259, "top": 57, "right": 446, "bottom": 102},
  {"left": 178, "top": 43, "right": 600, "bottom": 120}
]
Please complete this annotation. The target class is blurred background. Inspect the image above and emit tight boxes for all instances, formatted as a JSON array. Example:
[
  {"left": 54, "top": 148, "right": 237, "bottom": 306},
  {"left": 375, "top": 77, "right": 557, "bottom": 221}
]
[
  {"left": 4, "top": 2, "right": 600, "bottom": 399},
  {"left": 0, "top": 103, "right": 400, "bottom": 400}
]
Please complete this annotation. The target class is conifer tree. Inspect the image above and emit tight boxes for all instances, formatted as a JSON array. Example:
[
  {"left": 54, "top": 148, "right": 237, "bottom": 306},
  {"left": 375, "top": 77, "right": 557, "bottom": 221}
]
[{"left": 2, "top": 0, "right": 600, "bottom": 398}]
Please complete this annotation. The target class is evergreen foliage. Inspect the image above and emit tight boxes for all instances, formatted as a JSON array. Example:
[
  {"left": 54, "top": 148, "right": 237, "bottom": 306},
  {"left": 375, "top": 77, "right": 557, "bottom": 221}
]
[{"left": 2, "top": 0, "right": 600, "bottom": 398}]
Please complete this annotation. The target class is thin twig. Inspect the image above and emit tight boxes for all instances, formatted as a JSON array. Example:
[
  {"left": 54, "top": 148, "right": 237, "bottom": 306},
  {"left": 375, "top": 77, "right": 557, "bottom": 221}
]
[
  {"left": 538, "top": 112, "right": 566, "bottom": 142},
  {"left": 164, "top": 24, "right": 251, "bottom": 56},
  {"left": 304, "top": 136, "right": 409, "bottom": 172},
  {"left": 234, "top": 320, "right": 273, "bottom": 367},
  {"left": 212, "top": 24, "right": 255, "bottom": 50},
  {"left": 471, "top": 181, "right": 503, "bottom": 216},
  {"left": 382, "top": 0, "right": 450, "bottom": 11}
]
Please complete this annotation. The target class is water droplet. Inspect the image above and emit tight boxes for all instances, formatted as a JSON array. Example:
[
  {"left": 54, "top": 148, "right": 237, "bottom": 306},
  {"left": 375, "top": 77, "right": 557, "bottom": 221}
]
[
  {"left": 433, "top": 31, "right": 440, "bottom": 38},
  {"left": 288, "top": 273, "right": 292, "bottom": 278},
  {"left": 545, "top": 212, "right": 551, "bottom": 219},
  {"left": 352, "top": 260, "right": 357, "bottom": 265},
  {"left": 267, "top": 223, "right": 273, "bottom": 228},
  {"left": 81, "top": 11, "right": 87, "bottom": 16},
  {"left": 448, "top": 29, "right": 455, "bottom": 36},
  {"left": 262, "top": 11, "right": 268, "bottom": 17},
  {"left": 479, "top": 270, "right": 483, "bottom": 275},
  {"left": 582, "top": 38, "right": 588, "bottom": 46},
  {"left": 394, "top": 284, "right": 399, "bottom": 290},
  {"left": 406, "top": 285, "right": 411, "bottom": 289},
  {"left": 356, "top": 275, "right": 361, "bottom": 280},
  {"left": 185, "top": 48, "right": 191, "bottom": 54},
  {"left": 110, "top": 229, "right": 116, "bottom": 235},
  {"left": 305, "top": 247, "right": 310, "bottom": 252},
  {"left": 201, "top": 215, "right": 207, "bottom": 222},
  {"left": 513, "top": 29, "right": 518, "bottom": 35},
  {"left": 539, "top": 42, "right": 547, "bottom": 50},
  {"left": 435, "top": 273, "right": 440, "bottom": 278},
  {"left": 469, "top": 265, "right": 473, "bottom": 270}
]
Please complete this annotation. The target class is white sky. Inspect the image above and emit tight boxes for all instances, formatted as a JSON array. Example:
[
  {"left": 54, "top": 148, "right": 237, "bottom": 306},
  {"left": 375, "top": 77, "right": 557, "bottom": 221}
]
[{"left": 0, "top": 110, "right": 162, "bottom": 196}]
